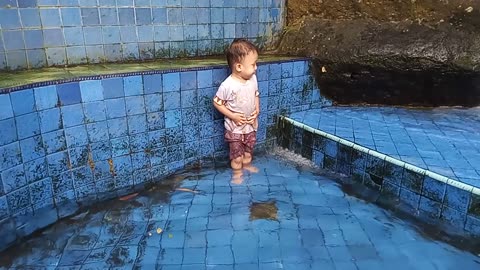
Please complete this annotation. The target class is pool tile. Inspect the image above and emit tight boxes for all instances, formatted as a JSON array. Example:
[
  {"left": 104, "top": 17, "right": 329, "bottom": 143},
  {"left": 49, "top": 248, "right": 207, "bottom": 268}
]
[
  {"left": 421, "top": 176, "right": 446, "bottom": 202},
  {"left": 20, "top": 8, "right": 41, "bottom": 28},
  {"left": 29, "top": 178, "right": 54, "bottom": 205},
  {"left": 86, "top": 121, "right": 109, "bottom": 143},
  {"left": 0, "top": 118, "right": 17, "bottom": 146},
  {"left": 57, "top": 82, "right": 82, "bottom": 106},
  {"left": 22, "top": 156, "right": 48, "bottom": 184},
  {"left": 102, "top": 77, "right": 125, "bottom": 99},
  {"left": 1, "top": 164, "right": 27, "bottom": 194},
  {"left": 19, "top": 135, "right": 45, "bottom": 162},
  {"left": 83, "top": 101, "right": 106, "bottom": 123},
  {"left": 419, "top": 196, "right": 442, "bottom": 219},
  {"left": 400, "top": 188, "right": 420, "bottom": 209},
  {"left": 129, "top": 132, "right": 149, "bottom": 153},
  {"left": 10, "top": 89, "right": 35, "bottom": 116},
  {"left": 61, "top": 104, "right": 84, "bottom": 128},
  {"left": 181, "top": 90, "right": 197, "bottom": 109},
  {"left": 402, "top": 169, "right": 424, "bottom": 194},
  {"left": 40, "top": 8, "right": 61, "bottom": 27},
  {"left": 143, "top": 74, "right": 162, "bottom": 94},
  {"left": 61, "top": 7, "right": 82, "bottom": 26},
  {"left": 163, "top": 73, "right": 180, "bottom": 93},
  {"left": 46, "top": 150, "right": 70, "bottom": 176},
  {"left": 123, "top": 76, "right": 143, "bottom": 96},
  {"left": 105, "top": 98, "right": 126, "bottom": 119},
  {"left": 127, "top": 115, "right": 147, "bottom": 135},
  {"left": 125, "top": 96, "right": 146, "bottom": 115},
  {"left": 111, "top": 136, "right": 130, "bottom": 157},
  {"left": 6, "top": 186, "right": 31, "bottom": 214},
  {"left": 16, "top": 112, "right": 41, "bottom": 140},
  {"left": 107, "top": 118, "right": 128, "bottom": 138},
  {"left": 440, "top": 205, "right": 467, "bottom": 228},
  {"left": 65, "top": 125, "right": 88, "bottom": 148},
  {"left": 444, "top": 185, "right": 471, "bottom": 212},
  {"left": 80, "top": 80, "right": 104, "bottom": 102},
  {"left": 0, "top": 95, "right": 13, "bottom": 120},
  {"left": 38, "top": 108, "right": 62, "bottom": 133},
  {"left": 81, "top": 7, "right": 100, "bottom": 25}
]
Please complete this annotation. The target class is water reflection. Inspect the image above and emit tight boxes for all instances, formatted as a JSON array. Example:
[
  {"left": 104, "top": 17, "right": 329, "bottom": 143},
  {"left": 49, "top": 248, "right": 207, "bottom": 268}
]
[{"left": 230, "top": 163, "right": 260, "bottom": 185}]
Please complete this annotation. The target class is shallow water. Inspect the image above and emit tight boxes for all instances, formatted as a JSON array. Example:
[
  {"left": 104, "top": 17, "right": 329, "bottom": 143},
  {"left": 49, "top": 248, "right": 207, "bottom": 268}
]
[{"left": 1, "top": 153, "right": 479, "bottom": 270}]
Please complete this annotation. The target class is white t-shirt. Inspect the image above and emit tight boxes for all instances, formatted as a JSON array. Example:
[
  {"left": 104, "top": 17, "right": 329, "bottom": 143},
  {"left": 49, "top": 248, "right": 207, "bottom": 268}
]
[{"left": 215, "top": 74, "right": 259, "bottom": 134}]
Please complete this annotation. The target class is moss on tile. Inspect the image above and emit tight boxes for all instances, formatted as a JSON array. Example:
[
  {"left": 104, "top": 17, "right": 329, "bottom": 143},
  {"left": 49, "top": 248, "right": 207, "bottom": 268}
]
[{"left": 0, "top": 56, "right": 300, "bottom": 89}]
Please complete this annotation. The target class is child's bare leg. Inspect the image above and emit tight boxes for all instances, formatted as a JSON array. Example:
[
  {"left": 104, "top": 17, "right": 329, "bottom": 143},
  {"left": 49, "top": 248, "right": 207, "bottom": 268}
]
[
  {"left": 231, "top": 169, "right": 244, "bottom": 185},
  {"left": 231, "top": 156, "right": 243, "bottom": 170},
  {"left": 243, "top": 152, "right": 252, "bottom": 164}
]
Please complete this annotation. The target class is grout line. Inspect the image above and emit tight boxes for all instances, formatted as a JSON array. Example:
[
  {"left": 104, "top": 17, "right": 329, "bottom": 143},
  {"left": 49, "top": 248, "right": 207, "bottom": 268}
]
[{"left": 281, "top": 116, "right": 480, "bottom": 195}]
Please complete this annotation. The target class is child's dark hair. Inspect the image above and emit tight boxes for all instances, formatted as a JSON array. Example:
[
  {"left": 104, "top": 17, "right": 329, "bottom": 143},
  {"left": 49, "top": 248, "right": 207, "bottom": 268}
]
[{"left": 226, "top": 38, "right": 259, "bottom": 70}]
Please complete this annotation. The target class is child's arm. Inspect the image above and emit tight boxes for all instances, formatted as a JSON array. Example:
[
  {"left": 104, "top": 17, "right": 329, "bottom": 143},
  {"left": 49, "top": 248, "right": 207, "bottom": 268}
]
[
  {"left": 213, "top": 96, "right": 247, "bottom": 126},
  {"left": 247, "top": 91, "right": 260, "bottom": 124}
]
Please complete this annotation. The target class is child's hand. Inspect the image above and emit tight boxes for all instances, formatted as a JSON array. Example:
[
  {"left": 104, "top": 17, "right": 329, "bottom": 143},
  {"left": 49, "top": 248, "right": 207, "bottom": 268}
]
[
  {"left": 246, "top": 110, "right": 259, "bottom": 124},
  {"left": 231, "top": 112, "right": 247, "bottom": 126}
]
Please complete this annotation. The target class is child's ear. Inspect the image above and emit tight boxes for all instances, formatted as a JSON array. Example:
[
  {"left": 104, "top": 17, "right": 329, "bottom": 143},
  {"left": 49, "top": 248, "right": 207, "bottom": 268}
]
[{"left": 235, "top": 63, "right": 242, "bottom": 72}]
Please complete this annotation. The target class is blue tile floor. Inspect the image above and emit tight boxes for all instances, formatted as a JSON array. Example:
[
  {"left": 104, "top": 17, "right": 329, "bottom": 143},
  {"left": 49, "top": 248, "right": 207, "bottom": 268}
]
[
  {"left": 290, "top": 106, "right": 480, "bottom": 187},
  {"left": 1, "top": 154, "right": 479, "bottom": 270}
]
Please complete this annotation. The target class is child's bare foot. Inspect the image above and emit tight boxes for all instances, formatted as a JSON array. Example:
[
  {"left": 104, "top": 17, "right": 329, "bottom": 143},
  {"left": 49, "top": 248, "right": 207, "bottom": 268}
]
[
  {"left": 243, "top": 163, "right": 259, "bottom": 174},
  {"left": 231, "top": 169, "right": 244, "bottom": 185}
]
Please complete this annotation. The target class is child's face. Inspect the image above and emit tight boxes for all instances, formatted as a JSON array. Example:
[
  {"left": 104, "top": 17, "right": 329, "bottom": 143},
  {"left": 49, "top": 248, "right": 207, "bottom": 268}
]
[{"left": 236, "top": 51, "right": 258, "bottom": 80}]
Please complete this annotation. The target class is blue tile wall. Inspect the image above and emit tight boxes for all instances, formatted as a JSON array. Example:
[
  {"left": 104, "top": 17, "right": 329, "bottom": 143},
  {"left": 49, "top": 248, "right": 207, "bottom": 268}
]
[
  {"left": 0, "top": 1, "right": 285, "bottom": 70},
  {"left": 0, "top": 59, "right": 314, "bottom": 251},
  {"left": 278, "top": 100, "right": 480, "bottom": 238}
]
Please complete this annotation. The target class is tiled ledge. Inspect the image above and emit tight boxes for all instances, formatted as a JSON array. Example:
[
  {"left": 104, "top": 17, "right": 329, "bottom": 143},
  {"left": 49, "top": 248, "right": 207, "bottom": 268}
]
[
  {"left": 0, "top": 56, "right": 301, "bottom": 92},
  {"left": 278, "top": 116, "right": 480, "bottom": 237}
]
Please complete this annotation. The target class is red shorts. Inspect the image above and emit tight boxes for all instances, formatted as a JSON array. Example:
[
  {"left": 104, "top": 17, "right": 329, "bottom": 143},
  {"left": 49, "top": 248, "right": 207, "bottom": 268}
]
[{"left": 225, "top": 130, "right": 257, "bottom": 160}]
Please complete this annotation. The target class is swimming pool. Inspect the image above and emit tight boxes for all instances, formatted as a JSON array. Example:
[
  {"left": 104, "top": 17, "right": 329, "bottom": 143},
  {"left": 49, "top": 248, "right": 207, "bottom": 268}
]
[{"left": 1, "top": 152, "right": 478, "bottom": 269}]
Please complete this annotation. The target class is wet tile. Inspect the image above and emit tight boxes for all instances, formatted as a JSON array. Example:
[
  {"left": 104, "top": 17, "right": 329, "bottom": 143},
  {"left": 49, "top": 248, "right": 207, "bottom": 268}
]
[
  {"left": 61, "top": 104, "right": 84, "bottom": 128},
  {"left": 29, "top": 177, "right": 53, "bottom": 205},
  {"left": 83, "top": 101, "right": 106, "bottom": 123},
  {"left": 402, "top": 169, "right": 425, "bottom": 194},
  {"left": 65, "top": 125, "right": 88, "bottom": 148},
  {"left": 421, "top": 176, "right": 446, "bottom": 202},
  {"left": 24, "top": 157, "right": 48, "bottom": 184},
  {"left": 16, "top": 112, "right": 41, "bottom": 140},
  {"left": 39, "top": 107, "right": 62, "bottom": 133},
  {"left": 125, "top": 95, "right": 146, "bottom": 115},
  {"left": 57, "top": 82, "right": 82, "bottom": 106},
  {"left": 46, "top": 151, "right": 70, "bottom": 176},
  {"left": 123, "top": 76, "right": 143, "bottom": 96},
  {"left": 1, "top": 164, "right": 27, "bottom": 194},
  {"left": 107, "top": 118, "right": 128, "bottom": 138},
  {"left": 105, "top": 98, "right": 126, "bottom": 119},
  {"left": 102, "top": 77, "right": 124, "bottom": 99},
  {"left": 444, "top": 185, "right": 471, "bottom": 213},
  {"left": 0, "top": 118, "right": 17, "bottom": 146},
  {"left": 127, "top": 114, "right": 148, "bottom": 135},
  {"left": 68, "top": 146, "right": 89, "bottom": 169},
  {"left": 19, "top": 135, "right": 46, "bottom": 163},
  {"left": 10, "top": 89, "right": 35, "bottom": 116},
  {"left": 145, "top": 93, "right": 163, "bottom": 113},
  {"left": 6, "top": 186, "right": 31, "bottom": 214},
  {"left": 86, "top": 121, "right": 109, "bottom": 143}
]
